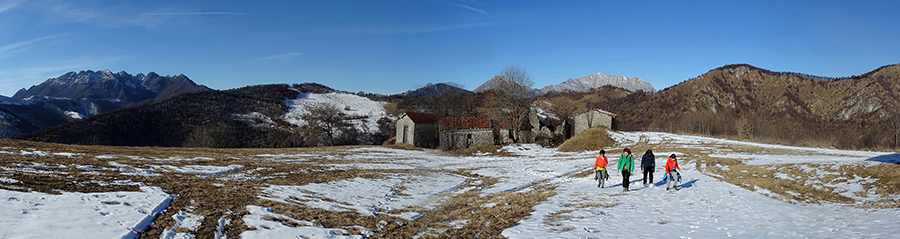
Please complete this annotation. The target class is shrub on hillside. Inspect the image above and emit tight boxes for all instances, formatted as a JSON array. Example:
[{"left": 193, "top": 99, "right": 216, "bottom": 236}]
[{"left": 558, "top": 127, "right": 616, "bottom": 152}]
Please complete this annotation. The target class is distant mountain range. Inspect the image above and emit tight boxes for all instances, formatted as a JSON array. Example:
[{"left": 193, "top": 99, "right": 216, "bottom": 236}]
[
  {"left": 0, "top": 70, "right": 209, "bottom": 138},
  {"left": 13, "top": 69, "right": 208, "bottom": 104},
  {"left": 10, "top": 63, "right": 900, "bottom": 151},
  {"left": 473, "top": 72, "right": 654, "bottom": 96},
  {"left": 541, "top": 72, "right": 655, "bottom": 94},
  {"left": 16, "top": 84, "right": 393, "bottom": 148}
]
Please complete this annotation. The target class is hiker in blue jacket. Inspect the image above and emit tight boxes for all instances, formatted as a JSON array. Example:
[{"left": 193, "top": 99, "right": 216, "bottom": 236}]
[{"left": 640, "top": 149, "right": 655, "bottom": 187}]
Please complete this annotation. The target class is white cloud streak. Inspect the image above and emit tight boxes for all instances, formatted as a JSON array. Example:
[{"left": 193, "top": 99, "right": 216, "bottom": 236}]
[
  {"left": 305, "top": 22, "right": 498, "bottom": 37},
  {"left": 435, "top": 0, "right": 495, "bottom": 19},
  {"left": 0, "top": 0, "right": 23, "bottom": 14},
  {"left": 141, "top": 12, "right": 245, "bottom": 16},
  {"left": 0, "top": 34, "right": 64, "bottom": 60},
  {"left": 39, "top": 2, "right": 244, "bottom": 29},
  {"left": 247, "top": 52, "right": 302, "bottom": 62}
]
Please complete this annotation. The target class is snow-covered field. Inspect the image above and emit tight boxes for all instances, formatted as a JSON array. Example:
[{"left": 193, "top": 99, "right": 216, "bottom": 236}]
[{"left": 1, "top": 131, "right": 899, "bottom": 238}]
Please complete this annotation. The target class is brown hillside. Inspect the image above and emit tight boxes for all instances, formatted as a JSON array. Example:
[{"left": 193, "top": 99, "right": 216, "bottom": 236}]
[{"left": 625, "top": 63, "right": 900, "bottom": 149}]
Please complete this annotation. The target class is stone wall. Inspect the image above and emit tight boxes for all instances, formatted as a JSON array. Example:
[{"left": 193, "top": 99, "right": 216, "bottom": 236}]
[{"left": 439, "top": 129, "right": 493, "bottom": 150}]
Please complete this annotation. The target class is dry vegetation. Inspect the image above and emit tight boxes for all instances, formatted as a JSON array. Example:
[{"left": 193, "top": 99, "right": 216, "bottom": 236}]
[
  {"left": 557, "top": 127, "right": 616, "bottom": 152},
  {"left": 3, "top": 129, "right": 899, "bottom": 238},
  {"left": 0, "top": 139, "right": 557, "bottom": 238},
  {"left": 444, "top": 144, "right": 514, "bottom": 157}
]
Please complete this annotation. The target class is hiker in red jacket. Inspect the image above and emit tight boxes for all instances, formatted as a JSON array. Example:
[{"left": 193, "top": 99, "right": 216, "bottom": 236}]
[
  {"left": 665, "top": 154, "right": 682, "bottom": 190},
  {"left": 594, "top": 150, "right": 609, "bottom": 188}
]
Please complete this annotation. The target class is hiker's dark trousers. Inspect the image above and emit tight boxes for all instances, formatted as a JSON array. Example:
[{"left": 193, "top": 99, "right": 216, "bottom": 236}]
[{"left": 642, "top": 166, "right": 654, "bottom": 185}]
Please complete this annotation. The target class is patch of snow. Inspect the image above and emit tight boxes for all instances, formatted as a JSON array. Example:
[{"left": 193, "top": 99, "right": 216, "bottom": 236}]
[
  {"left": 215, "top": 212, "right": 232, "bottom": 239},
  {"left": 64, "top": 111, "right": 85, "bottom": 120},
  {"left": 19, "top": 150, "right": 51, "bottom": 157},
  {"left": 0, "top": 186, "right": 173, "bottom": 239},
  {"left": 259, "top": 172, "right": 467, "bottom": 220},
  {"left": 233, "top": 112, "right": 278, "bottom": 128},
  {"left": 0, "top": 177, "right": 21, "bottom": 184},
  {"left": 774, "top": 172, "right": 794, "bottom": 181},
  {"left": 126, "top": 156, "right": 215, "bottom": 162},
  {"left": 52, "top": 152, "right": 81, "bottom": 158},
  {"left": 449, "top": 220, "right": 469, "bottom": 229},
  {"left": 160, "top": 210, "right": 205, "bottom": 239},
  {"left": 151, "top": 165, "right": 244, "bottom": 175},
  {"left": 241, "top": 205, "right": 363, "bottom": 239}
]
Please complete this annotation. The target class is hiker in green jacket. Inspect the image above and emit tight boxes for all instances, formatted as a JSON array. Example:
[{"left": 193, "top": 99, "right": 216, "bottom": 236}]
[{"left": 617, "top": 148, "right": 635, "bottom": 191}]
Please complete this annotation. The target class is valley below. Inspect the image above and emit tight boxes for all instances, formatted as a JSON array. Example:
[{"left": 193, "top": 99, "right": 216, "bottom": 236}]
[{"left": 1, "top": 130, "right": 898, "bottom": 238}]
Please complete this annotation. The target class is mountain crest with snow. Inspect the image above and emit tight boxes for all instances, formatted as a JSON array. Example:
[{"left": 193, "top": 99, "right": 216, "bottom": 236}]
[
  {"left": 541, "top": 72, "right": 655, "bottom": 94},
  {"left": 13, "top": 69, "right": 210, "bottom": 105}
]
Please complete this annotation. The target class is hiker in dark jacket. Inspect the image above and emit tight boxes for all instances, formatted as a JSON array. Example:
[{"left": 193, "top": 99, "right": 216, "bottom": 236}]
[{"left": 640, "top": 149, "right": 655, "bottom": 186}]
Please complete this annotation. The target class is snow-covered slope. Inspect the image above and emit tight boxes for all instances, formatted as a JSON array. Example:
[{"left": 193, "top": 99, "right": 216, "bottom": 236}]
[
  {"left": 0, "top": 186, "right": 173, "bottom": 239},
  {"left": 541, "top": 72, "right": 655, "bottom": 94},
  {"left": 283, "top": 92, "right": 389, "bottom": 132}
]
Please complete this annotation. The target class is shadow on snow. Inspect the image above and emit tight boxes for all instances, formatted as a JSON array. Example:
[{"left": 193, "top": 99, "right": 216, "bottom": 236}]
[{"left": 866, "top": 153, "right": 900, "bottom": 164}]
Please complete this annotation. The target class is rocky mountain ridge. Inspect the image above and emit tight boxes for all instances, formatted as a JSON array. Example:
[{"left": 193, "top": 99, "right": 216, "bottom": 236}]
[
  {"left": 0, "top": 70, "right": 210, "bottom": 138},
  {"left": 541, "top": 72, "right": 655, "bottom": 94},
  {"left": 619, "top": 63, "right": 900, "bottom": 149},
  {"left": 474, "top": 72, "right": 654, "bottom": 97},
  {"left": 13, "top": 69, "right": 209, "bottom": 105}
]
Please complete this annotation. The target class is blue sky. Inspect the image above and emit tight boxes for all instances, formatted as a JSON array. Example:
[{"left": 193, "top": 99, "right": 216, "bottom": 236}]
[{"left": 1, "top": 0, "right": 898, "bottom": 97}]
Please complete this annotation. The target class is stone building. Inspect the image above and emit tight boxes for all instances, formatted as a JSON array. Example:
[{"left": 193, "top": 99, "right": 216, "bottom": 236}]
[
  {"left": 395, "top": 112, "right": 439, "bottom": 148},
  {"left": 438, "top": 117, "right": 493, "bottom": 150},
  {"left": 572, "top": 109, "right": 616, "bottom": 136}
]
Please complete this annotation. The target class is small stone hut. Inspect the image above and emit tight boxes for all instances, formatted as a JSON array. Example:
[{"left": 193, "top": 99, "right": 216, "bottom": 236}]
[
  {"left": 572, "top": 109, "right": 616, "bottom": 136},
  {"left": 439, "top": 117, "right": 493, "bottom": 150},
  {"left": 395, "top": 112, "right": 439, "bottom": 148}
]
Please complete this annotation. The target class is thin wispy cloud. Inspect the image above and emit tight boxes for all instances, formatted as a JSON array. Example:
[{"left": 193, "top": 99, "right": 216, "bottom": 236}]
[
  {"left": 0, "top": 34, "right": 64, "bottom": 60},
  {"left": 0, "top": 0, "right": 23, "bottom": 14},
  {"left": 307, "top": 22, "right": 498, "bottom": 37},
  {"left": 435, "top": 0, "right": 495, "bottom": 19},
  {"left": 141, "top": 12, "right": 245, "bottom": 16},
  {"left": 41, "top": 2, "right": 244, "bottom": 29},
  {"left": 247, "top": 52, "right": 302, "bottom": 62}
]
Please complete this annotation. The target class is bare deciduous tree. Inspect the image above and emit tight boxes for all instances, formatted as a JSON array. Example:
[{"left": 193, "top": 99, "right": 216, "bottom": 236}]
[
  {"left": 548, "top": 97, "right": 579, "bottom": 122},
  {"left": 488, "top": 65, "right": 535, "bottom": 142},
  {"left": 302, "top": 102, "right": 350, "bottom": 146}
]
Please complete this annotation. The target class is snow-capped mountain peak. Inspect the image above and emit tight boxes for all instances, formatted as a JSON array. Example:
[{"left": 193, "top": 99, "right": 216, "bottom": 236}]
[{"left": 540, "top": 72, "right": 655, "bottom": 94}]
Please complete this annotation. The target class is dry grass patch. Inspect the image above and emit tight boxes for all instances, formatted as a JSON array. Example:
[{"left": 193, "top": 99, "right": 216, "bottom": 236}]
[
  {"left": 558, "top": 127, "right": 616, "bottom": 152},
  {"left": 444, "top": 144, "right": 513, "bottom": 157},
  {"left": 696, "top": 157, "right": 900, "bottom": 208},
  {"left": 0, "top": 139, "right": 416, "bottom": 238},
  {"left": 384, "top": 143, "right": 421, "bottom": 151}
]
